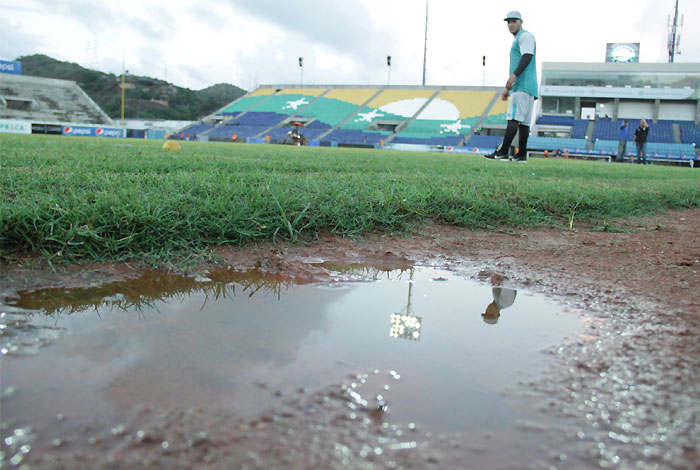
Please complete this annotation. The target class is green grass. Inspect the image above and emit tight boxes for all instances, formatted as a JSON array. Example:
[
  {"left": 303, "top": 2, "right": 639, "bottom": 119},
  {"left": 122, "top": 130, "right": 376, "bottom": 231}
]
[{"left": 1, "top": 134, "right": 699, "bottom": 264}]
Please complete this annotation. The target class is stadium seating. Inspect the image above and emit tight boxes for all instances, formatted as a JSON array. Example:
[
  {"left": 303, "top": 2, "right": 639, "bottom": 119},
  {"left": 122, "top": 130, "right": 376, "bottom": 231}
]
[
  {"left": 594, "top": 139, "right": 695, "bottom": 156},
  {"left": 0, "top": 74, "right": 112, "bottom": 124},
  {"left": 647, "top": 120, "right": 674, "bottom": 143},
  {"left": 536, "top": 115, "right": 575, "bottom": 126},
  {"left": 207, "top": 125, "right": 262, "bottom": 139},
  {"left": 199, "top": 86, "right": 699, "bottom": 154},
  {"left": 340, "top": 89, "right": 436, "bottom": 132},
  {"left": 324, "top": 129, "right": 388, "bottom": 145},
  {"left": 464, "top": 135, "right": 502, "bottom": 149},
  {"left": 592, "top": 118, "right": 677, "bottom": 143},
  {"left": 217, "top": 88, "right": 276, "bottom": 115},
  {"left": 528, "top": 137, "right": 588, "bottom": 151},
  {"left": 571, "top": 120, "right": 589, "bottom": 139},
  {"left": 181, "top": 124, "right": 214, "bottom": 136},
  {"left": 392, "top": 135, "right": 464, "bottom": 146},
  {"left": 593, "top": 118, "right": 639, "bottom": 141},
  {"left": 229, "top": 111, "right": 288, "bottom": 127},
  {"left": 295, "top": 88, "right": 380, "bottom": 128},
  {"left": 394, "top": 90, "right": 494, "bottom": 144},
  {"left": 678, "top": 121, "right": 700, "bottom": 146}
]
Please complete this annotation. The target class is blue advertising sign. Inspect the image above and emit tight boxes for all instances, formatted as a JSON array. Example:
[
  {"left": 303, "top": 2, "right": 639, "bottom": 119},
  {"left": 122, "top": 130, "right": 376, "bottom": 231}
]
[
  {"left": 0, "top": 60, "right": 22, "bottom": 75},
  {"left": 62, "top": 125, "right": 123, "bottom": 138}
]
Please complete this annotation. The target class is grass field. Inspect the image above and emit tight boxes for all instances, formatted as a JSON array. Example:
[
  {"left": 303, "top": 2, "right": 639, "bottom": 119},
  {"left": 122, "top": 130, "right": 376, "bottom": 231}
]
[{"left": 2, "top": 134, "right": 699, "bottom": 265}]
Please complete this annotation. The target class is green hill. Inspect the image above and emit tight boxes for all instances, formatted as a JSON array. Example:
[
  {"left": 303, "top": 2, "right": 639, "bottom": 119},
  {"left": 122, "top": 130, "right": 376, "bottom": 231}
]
[{"left": 16, "top": 54, "right": 246, "bottom": 120}]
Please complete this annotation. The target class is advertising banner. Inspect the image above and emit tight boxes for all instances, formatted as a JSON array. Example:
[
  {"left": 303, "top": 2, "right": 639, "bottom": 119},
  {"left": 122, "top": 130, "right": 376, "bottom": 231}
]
[
  {"left": 62, "top": 126, "right": 123, "bottom": 138},
  {"left": 32, "top": 123, "right": 64, "bottom": 135},
  {"left": 0, "top": 60, "right": 22, "bottom": 75},
  {"left": 0, "top": 119, "right": 31, "bottom": 134}
]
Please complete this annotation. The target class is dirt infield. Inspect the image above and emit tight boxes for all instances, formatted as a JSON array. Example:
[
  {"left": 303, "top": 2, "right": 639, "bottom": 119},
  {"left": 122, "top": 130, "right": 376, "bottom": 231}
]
[{"left": 2, "top": 208, "right": 699, "bottom": 469}]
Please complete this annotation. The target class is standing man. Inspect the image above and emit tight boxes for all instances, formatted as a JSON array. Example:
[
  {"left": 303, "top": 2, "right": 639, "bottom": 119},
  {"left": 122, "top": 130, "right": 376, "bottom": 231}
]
[
  {"left": 617, "top": 120, "right": 629, "bottom": 162},
  {"left": 634, "top": 119, "right": 650, "bottom": 164},
  {"left": 485, "top": 11, "right": 538, "bottom": 163}
]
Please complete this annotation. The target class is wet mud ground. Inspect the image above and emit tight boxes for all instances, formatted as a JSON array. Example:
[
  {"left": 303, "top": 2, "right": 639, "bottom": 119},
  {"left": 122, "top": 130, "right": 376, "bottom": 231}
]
[{"left": 1, "top": 208, "right": 699, "bottom": 469}]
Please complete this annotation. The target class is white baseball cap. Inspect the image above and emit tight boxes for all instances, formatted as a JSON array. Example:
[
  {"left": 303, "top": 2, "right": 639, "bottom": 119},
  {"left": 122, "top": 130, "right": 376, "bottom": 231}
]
[{"left": 504, "top": 11, "right": 522, "bottom": 21}]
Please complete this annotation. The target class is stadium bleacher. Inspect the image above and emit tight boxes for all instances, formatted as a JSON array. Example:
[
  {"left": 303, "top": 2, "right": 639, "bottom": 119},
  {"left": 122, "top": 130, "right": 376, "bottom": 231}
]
[
  {"left": 296, "top": 88, "right": 379, "bottom": 128},
  {"left": 4, "top": 67, "right": 696, "bottom": 167},
  {"left": 464, "top": 135, "right": 502, "bottom": 149},
  {"left": 592, "top": 118, "right": 675, "bottom": 143},
  {"left": 181, "top": 124, "right": 214, "bottom": 137},
  {"left": 229, "top": 111, "right": 288, "bottom": 127},
  {"left": 393, "top": 90, "right": 494, "bottom": 145},
  {"left": 480, "top": 97, "right": 508, "bottom": 126},
  {"left": 197, "top": 87, "right": 504, "bottom": 147},
  {"left": 171, "top": 88, "right": 698, "bottom": 163},
  {"left": 571, "top": 120, "right": 589, "bottom": 139},
  {"left": 529, "top": 137, "right": 589, "bottom": 151},
  {"left": 536, "top": 115, "right": 575, "bottom": 126},
  {"left": 324, "top": 129, "right": 388, "bottom": 145},
  {"left": 678, "top": 121, "right": 700, "bottom": 146},
  {"left": 217, "top": 88, "right": 275, "bottom": 116},
  {"left": 0, "top": 74, "right": 113, "bottom": 124},
  {"left": 594, "top": 139, "right": 695, "bottom": 156}
]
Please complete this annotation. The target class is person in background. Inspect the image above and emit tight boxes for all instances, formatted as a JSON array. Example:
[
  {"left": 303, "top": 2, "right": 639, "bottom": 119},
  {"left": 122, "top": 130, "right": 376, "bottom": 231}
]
[
  {"left": 634, "top": 119, "right": 650, "bottom": 164},
  {"left": 617, "top": 120, "right": 629, "bottom": 163}
]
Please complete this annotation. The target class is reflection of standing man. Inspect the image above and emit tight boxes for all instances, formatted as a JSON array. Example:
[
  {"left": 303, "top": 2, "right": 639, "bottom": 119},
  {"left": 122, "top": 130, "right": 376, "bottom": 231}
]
[
  {"left": 485, "top": 11, "right": 538, "bottom": 163},
  {"left": 481, "top": 287, "right": 518, "bottom": 325},
  {"left": 616, "top": 120, "right": 629, "bottom": 163}
]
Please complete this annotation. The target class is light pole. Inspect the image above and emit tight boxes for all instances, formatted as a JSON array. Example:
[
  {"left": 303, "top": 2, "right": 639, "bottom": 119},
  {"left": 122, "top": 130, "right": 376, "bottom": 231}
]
[
  {"left": 387, "top": 55, "right": 392, "bottom": 86},
  {"left": 422, "top": 0, "right": 429, "bottom": 86},
  {"left": 298, "top": 57, "right": 304, "bottom": 87},
  {"left": 120, "top": 51, "right": 126, "bottom": 134}
]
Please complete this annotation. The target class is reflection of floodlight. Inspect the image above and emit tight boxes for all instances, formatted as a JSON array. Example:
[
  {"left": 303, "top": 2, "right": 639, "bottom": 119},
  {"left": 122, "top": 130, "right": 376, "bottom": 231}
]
[
  {"left": 390, "top": 313, "right": 422, "bottom": 341},
  {"left": 389, "top": 268, "right": 421, "bottom": 341}
]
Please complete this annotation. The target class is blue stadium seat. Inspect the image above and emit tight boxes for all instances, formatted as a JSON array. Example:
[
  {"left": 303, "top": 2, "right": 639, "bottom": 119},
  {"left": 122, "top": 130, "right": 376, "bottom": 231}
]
[
  {"left": 179, "top": 124, "right": 214, "bottom": 136},
  {"left": 678, "top": 121, "right": 700, "bottom": 146},
  {"left": 571, "top": 120, "right": 589, "bottom": 139},
  {"left": 230, "top": 112, "right": 288, "bottom": 127},
  {"left": 595, "top": 139, "right": 695, "bottom": 157},
  {"left": 528, "top": 137, "right": 588, "bottom": 151},
  {"left": 465, "top": 135, "right": 502, "bottom": 148},
  {"left": 536, "top": 115, "right": 575, "bottom": 126}
]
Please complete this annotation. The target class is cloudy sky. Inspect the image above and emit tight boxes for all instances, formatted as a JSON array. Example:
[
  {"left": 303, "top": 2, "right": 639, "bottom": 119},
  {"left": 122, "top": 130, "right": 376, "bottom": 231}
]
[{"left": 1, "top": 0, "right": 698, "bottom": 91}]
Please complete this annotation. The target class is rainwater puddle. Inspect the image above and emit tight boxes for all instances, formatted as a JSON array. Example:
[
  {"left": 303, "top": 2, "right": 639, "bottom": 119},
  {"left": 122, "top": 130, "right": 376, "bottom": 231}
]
[{"left": 1, "top": 266, "right": 585, "bottom": 466}]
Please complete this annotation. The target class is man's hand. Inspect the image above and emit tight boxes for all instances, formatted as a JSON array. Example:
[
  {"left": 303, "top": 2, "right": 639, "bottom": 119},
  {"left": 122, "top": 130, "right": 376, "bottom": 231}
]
[
  {"left": 505, "top": 74, "right": 516, "bottom": 91},
  {"left": 500, "top": 90, "right": 509, "bottom": 101}
]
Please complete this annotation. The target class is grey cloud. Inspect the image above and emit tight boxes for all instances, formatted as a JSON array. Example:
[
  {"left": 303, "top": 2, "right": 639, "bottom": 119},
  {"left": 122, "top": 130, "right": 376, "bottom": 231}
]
[
  {"left": 0, "top": 17, "right": 45, "bottom": 60},
  {"left": 228, "top": 0, "right": 397, "bottom": 58}
]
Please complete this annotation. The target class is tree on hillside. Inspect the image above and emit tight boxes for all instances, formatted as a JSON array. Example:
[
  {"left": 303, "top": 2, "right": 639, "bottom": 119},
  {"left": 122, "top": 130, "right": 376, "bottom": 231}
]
[{"left": 16, "top": 54, "right": 246, "bottom": 120}]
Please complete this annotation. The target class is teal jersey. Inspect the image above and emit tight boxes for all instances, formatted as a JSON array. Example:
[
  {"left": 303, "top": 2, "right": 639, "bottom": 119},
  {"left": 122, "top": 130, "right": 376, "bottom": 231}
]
[{"left": 509, "top": 29, "right": 538, "bottom": 98}]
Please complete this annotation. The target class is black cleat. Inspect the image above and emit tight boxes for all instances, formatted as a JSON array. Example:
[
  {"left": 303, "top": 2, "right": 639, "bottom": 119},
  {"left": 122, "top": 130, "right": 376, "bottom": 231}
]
[{"left": 484, "top": 151, "right": 509, "bottom": 161}]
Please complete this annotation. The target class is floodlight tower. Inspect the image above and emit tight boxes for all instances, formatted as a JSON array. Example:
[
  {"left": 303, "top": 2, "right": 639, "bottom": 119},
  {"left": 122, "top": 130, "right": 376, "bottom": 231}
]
[
  {"left": 298, "top": 57, "right": 304, "bottom": 87},
  {"left": 121, "top": 51, "right": 126, "bottom": 135},
  {"left": 422, "top": 0, "right": 429, "bottom": 86},
  {"left": 387, "top": 55, "right": 392, "bottom": 85},
  {"left": 667, "top": 0, "right": 683, "bottom": 63}
]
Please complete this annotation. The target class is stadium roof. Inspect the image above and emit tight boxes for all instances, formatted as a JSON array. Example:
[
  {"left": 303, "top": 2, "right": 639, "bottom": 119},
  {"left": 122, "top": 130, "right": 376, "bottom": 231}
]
[{"left": 543, "top": 62, "right": 700, "bottom": 74}]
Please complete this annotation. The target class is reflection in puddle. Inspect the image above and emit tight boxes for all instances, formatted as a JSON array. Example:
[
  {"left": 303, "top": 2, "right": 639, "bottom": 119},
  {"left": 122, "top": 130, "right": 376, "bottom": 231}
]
[
  {"left": 1, "top": 265, "right": 583, "bottom": 466},
  {"left": 481, "top": 287, "right": 518, "bottom": 325}
]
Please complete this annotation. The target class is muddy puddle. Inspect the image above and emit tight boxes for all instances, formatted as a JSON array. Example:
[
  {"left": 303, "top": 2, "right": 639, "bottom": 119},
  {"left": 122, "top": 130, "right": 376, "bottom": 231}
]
[{"left": 1, "top": 266, "right": 587, "bottom": 469}]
